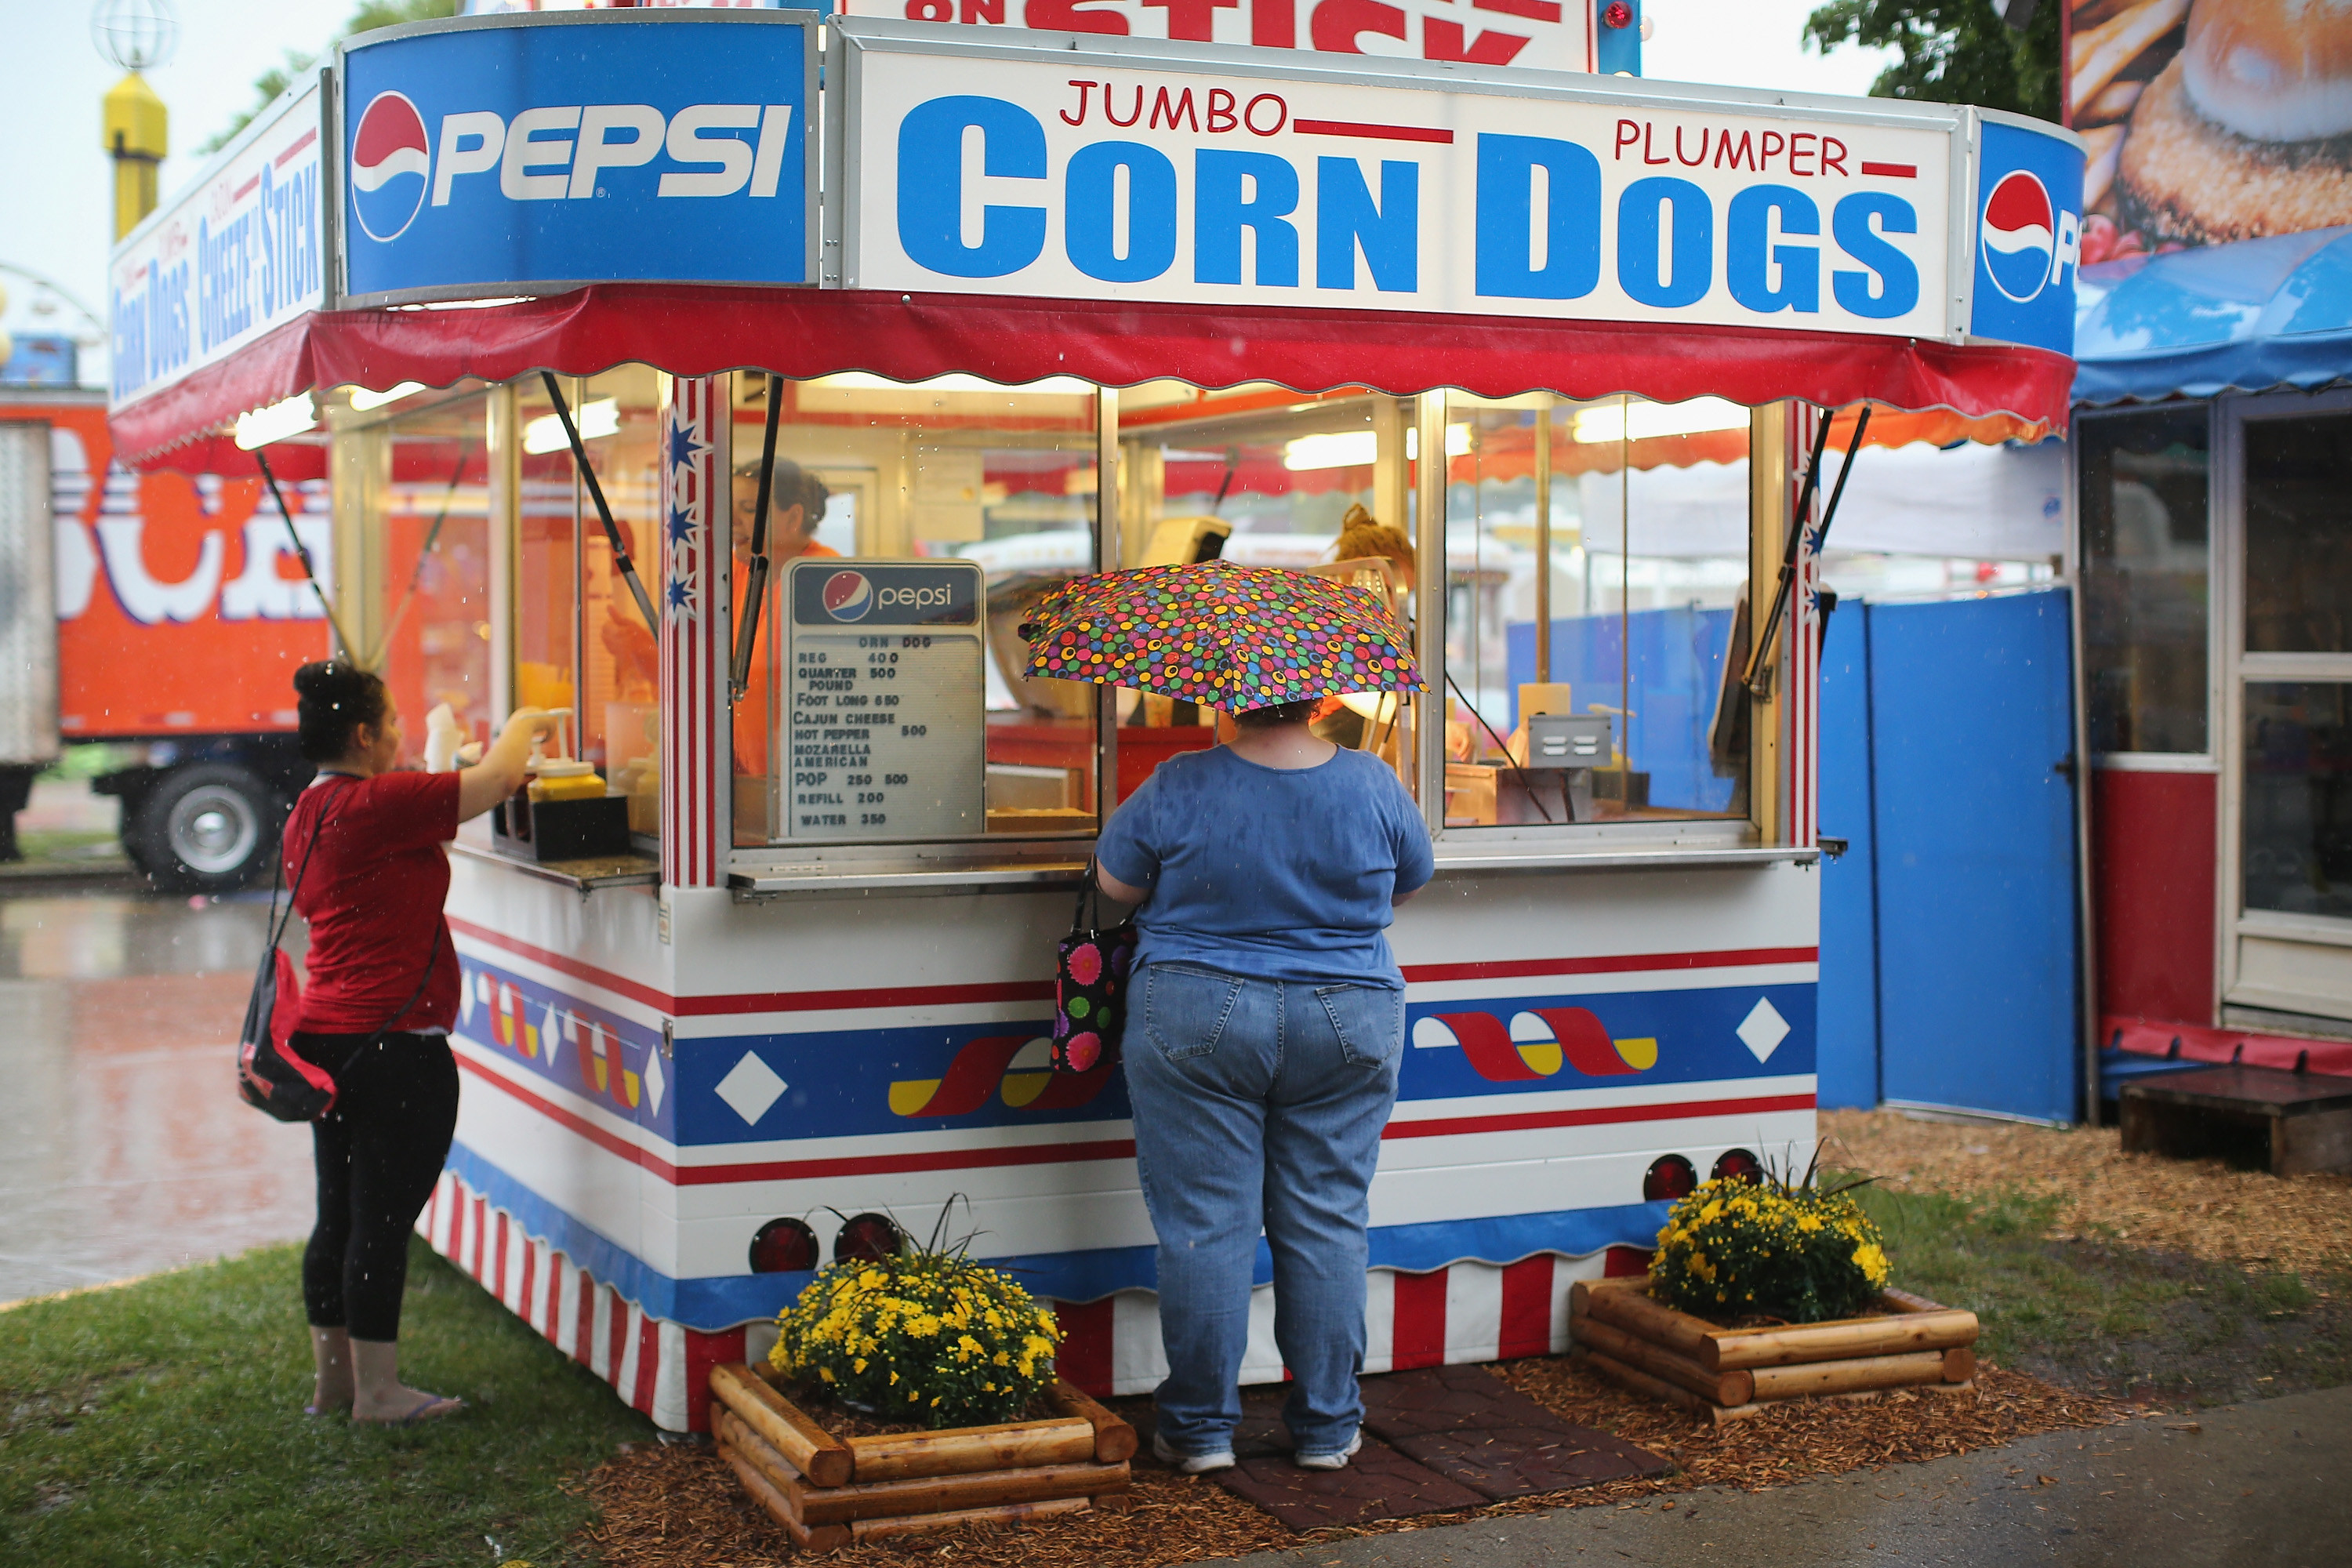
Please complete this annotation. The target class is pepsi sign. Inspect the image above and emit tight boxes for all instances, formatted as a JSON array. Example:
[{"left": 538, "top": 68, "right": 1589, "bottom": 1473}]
[
  {"left": 1967, "top": 117, "right": 2082, "bottom": 358},
  {"left": 792, "top": 562, "right": 981, "bottom": 628},
  {"left": 350, "top": 92, "right": 430, "bottom": 243},
  {"left": 339, "top": 11, "right": 817, "bottom": 305},
  {"left": 839, "top": 20, "right": 1964, "bottom": 342}
]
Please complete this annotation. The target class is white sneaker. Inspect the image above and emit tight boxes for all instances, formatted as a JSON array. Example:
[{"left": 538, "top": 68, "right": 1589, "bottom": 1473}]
[
  {"left": 1152, "top": 1432, "right": 1236, "bottom": 1475},
  {"left": 1294, "top": 1431, "right": 1363, "bottom": 1471}
]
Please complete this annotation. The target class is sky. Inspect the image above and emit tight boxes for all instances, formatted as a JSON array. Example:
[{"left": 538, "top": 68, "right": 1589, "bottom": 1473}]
[{"left": 0, "top": 1, "right": 1896, "bottom": 383}]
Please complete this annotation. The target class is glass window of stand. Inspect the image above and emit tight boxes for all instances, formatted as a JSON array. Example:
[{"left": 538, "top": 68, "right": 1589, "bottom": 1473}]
[
  {"left": 1436, "top": 393, "right": 1754, "bottom": 828},
  {"left": 724, "top": 377, "right": 1768, "bottom": 851},
  {"left": 512, "top": 370, "right": 667, "bottom": 846},
  {"left": 343, "top": 385, "right": 497, "bottom": 770},
  {"left": 730, "top": 370, "right": 1103, "bottom": 844}
]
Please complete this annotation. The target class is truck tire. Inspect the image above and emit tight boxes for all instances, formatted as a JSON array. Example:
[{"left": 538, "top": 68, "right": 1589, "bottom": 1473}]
[{"left": 129, "top": 763, "right": 281, "bottom": 893}]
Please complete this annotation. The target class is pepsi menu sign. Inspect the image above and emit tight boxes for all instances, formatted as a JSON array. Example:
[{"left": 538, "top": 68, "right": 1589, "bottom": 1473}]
[
  {"left": 783, "top": 560, "right": 985, "bottom": 842},
  {"left": 339, "top": 10, "right": 817, "bottom": 305},
  {"left": 109, "top": 77, "right": 328, "bottom": 412}
]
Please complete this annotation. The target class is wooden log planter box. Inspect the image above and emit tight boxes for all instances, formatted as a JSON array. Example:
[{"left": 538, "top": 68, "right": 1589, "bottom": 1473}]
[
  {"left": 1569, "top": 1280, "right": 1979, "bottom": 1425},
  {"left": 708, "top": 1363, "right": 1138, "bottom": 1553}
]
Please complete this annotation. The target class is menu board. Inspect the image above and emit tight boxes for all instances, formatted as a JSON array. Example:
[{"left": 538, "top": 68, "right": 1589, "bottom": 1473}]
[{"left": 783, "top": 559, "right": 985, "bottom": 841}]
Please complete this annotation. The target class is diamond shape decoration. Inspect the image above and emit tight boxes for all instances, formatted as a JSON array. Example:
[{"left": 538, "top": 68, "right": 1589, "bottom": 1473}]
[
  {"left": 643, "top": 1047, "right": 667, "bottom": 1116},
  {"left": 714, "top": 1051, "right": 786, "bottom": 1126},
  {"left": 1737, "top": 996, "right": 1791, "bottom": 1063},
  {"left": 541, "top": 1004, "right": 564, "bottom": 1070}
]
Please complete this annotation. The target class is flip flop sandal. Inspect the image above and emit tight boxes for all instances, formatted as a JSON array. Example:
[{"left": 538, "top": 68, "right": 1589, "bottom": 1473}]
[{"left": 354, "top": 1396, "right": 467, "bottom": 1427}]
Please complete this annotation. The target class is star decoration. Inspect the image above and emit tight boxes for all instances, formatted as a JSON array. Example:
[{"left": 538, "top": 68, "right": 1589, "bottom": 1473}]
[
  {"left": 668, "top": 503, "right": 696, "bottom": 546},
  {"left": 666, "top": 419, "right": 706, "bottom": 474}
]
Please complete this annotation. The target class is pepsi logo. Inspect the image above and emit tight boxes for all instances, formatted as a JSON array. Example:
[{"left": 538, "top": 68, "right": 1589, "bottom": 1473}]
[
  {"left": 1981, "top": 170, "right": 2056, "bottom": 304},
  {"left": 822, "top": 570, "right": 873, "bottom": 622},
  {"left": 350, "top": 91, "right": 430, "bottom": 243}
]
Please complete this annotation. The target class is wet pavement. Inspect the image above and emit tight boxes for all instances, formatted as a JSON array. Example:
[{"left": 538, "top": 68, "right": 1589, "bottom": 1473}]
[
  {"left": 0, "top": 887, "right": 315, "bottom": 1305},
  {"left": 1215, "top": 1385, "right": 2352, "bottom": 1567}
]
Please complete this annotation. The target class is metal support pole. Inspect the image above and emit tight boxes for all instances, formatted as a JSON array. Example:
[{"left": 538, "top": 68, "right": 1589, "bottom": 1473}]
[
  {"left": 1415, "top": 393, "right": 1450, "bottom": 837},
  {"left": 1095, "top": 386, "right": 1120, "bottom": 824},
  {"left": 1532, "top": 394, "right": 1553, "bottom": 686}
]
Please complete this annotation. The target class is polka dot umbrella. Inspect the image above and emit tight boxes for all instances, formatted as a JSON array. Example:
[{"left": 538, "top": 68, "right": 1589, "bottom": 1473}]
[{"left": 1015, "top": 560, "right": 1422, "bottom": 712}]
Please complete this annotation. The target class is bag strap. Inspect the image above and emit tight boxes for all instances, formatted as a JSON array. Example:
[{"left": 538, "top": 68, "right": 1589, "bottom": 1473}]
[
  {"left": 1073, "top": 856, "right": 1107, "bottom": 936},
  {"left": 372, "top": 924, "right": 444, "bottom": 1040}
]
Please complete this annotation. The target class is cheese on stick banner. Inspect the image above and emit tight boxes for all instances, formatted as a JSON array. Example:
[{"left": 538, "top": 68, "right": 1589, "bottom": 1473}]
[
  {"left": 2070, "top": 0, "right": 2352, "bottom": 260},
  {"left": 832, "top": 0, "right": 1599, "bottom": 74}
]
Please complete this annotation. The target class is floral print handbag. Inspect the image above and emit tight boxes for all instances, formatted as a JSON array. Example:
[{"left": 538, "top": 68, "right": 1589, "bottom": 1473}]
[{"left": 1053, "top": 858, "right": 1138, "bottom": 1074}]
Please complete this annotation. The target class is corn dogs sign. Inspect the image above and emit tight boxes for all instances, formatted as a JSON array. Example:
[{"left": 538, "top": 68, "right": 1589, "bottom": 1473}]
[{"left": 834, "top": 19, "right": 2076, "bottom": 348}]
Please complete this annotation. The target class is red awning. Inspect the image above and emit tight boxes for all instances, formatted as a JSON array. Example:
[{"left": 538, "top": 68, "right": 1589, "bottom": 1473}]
[{"left": 113, "top": 284, "right": 2075, "bottom": 474}]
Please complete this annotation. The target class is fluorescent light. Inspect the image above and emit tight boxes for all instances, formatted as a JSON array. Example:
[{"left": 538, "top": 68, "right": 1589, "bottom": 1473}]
[
  {"left": 523, "top": 397, "right": 619, "bottom": 455},
  {"left": 1572, "top": 397, "right": 1751, "bottom": 445},
  {"left": 234, "top": 393, "right": 317, "bottom": 450},
  {"left": 1284, "top": 430, "right": 1377, "bottom": 470},
  {"left": 804, "top": 371, "right": 1094, "bottom": 396},
  {"left": 1283, "top": 423, "right": 1472, "bottom": 471},
  {"left": 348, "top": 380, "right": 426, "bottom": 412}
]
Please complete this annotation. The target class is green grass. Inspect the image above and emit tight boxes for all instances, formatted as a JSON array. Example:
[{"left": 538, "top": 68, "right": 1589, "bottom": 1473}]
[
  {"left": 1842, "top": 1178, "right": 2352, "bottom": 1406},
  {"left": 12, "top": 829, "right": 126, "bottom": 866},
  {"left": 1, "top": 1236, "right": 656, "bottom": 1567}
]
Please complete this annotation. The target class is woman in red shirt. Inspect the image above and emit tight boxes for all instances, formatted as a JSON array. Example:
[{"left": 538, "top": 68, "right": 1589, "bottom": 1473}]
[{"left": 284, "top": 661, "right": 550, "bottom": 1425}]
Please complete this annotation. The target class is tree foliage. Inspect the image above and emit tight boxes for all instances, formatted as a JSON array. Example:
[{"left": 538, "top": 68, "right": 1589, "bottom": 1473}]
[
  {"left": 1806, "top": 0, "right": 2063, "bottom": 123},
  {"left": 199, "top": 0, "right": 459, "bottom": 154}
]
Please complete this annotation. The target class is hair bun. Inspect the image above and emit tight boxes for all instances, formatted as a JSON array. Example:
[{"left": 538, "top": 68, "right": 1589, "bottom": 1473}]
[{"left": 292, "top": 660, "right": 390, "bottom": 763}]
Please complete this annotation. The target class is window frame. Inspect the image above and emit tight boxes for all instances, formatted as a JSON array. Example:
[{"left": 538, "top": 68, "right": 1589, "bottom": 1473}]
[
  {"left": 2219, "top": 387, "right": 2352, "bottom": 1021},
  {"left": 2073, "top": 400, "right": 2221, "bottom": 771}
]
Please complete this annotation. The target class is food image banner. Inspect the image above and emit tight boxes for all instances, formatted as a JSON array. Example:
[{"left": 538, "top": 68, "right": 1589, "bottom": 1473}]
[
  {"left": 829, "top": 0, "right": 1598, "bottom": 76},
  {"left": 2069, "top": 0, "right": 2352, "bottom": 260},
  {"left": 837, "top": 22, "right": 1965, "bottom": 342},
  {"left": 108, "top": 77, "right": 328, "bottom": 414},
  {"left": 339, "top": 10, "right": 818, "bottom": 306}
]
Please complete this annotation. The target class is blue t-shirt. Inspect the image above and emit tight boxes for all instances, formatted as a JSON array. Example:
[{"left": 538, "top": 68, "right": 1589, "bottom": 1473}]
[{"left": 1094, "top": 745, "right": 1436, "bottom": 988}]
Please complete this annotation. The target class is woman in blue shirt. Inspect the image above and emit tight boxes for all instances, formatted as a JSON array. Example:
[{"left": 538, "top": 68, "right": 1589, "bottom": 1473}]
[{"left": 1095, "top": 695, "right": 1433, "bottom": 1474}]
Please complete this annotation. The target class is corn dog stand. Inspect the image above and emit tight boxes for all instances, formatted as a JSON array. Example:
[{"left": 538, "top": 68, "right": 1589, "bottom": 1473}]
[{"left": 105, "top": 9, "right": 2080, "bottom": 1431}]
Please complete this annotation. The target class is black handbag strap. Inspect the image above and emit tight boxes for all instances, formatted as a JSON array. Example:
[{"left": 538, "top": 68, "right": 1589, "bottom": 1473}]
[
  {"left": 264, "top": 774, "right": 359, "bottom": 953},
  {"left": 1072, "top": 856, "right": 1113, "bottom": 937}
]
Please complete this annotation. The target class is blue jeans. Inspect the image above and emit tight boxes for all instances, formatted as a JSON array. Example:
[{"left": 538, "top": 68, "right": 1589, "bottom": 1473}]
[{"left": 1123, "top": 961, "right": 1404, "bottom": 1460}]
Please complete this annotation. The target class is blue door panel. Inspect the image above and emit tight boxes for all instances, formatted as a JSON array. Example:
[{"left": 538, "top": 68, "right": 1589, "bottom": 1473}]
[
  {"left": 1817, "top": 605, "right": 1882, "bottom": 1109},
  {"left": 1866, "top": 590, "right": 2079, "bottom": 1123}
]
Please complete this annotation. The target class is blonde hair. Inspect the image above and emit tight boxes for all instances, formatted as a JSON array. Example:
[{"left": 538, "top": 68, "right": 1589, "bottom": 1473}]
[{"left": 1333, "top": 503, "right": 1415, "bottom": 576}]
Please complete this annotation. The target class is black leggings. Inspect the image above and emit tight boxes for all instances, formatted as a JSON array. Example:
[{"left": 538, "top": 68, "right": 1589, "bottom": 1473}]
[{"left": 299, "top": 1031, "right": 460, "bottom": 1341}]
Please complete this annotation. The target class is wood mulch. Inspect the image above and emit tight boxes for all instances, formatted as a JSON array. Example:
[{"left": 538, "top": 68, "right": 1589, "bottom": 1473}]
[
  {"left": 1822, "top": 1107, "right": 2352, "bottom": 1278},
  {"left": 581, "top": 1359, "right": 2129, "bottom": 1566}
]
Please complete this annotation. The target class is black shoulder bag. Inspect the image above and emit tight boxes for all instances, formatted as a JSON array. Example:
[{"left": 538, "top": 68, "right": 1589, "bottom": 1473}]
[{"left": 237, "top": 779, "right": 442, "bottom": 1122}]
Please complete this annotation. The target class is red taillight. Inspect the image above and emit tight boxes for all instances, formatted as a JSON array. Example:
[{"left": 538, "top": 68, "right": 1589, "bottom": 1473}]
[
  {"left": 1711, "top": 1148, "right": 1765, "bottom": 1185},
  {"left": 1643, "top": 1154, "right": 1697, "bottom": 1202},
  {"left": 748, "top": 1217, "right": 818, "bottom": 1274},
  {"left": 833, "top": 1212, "right": 905, "bottom": 1263}
]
